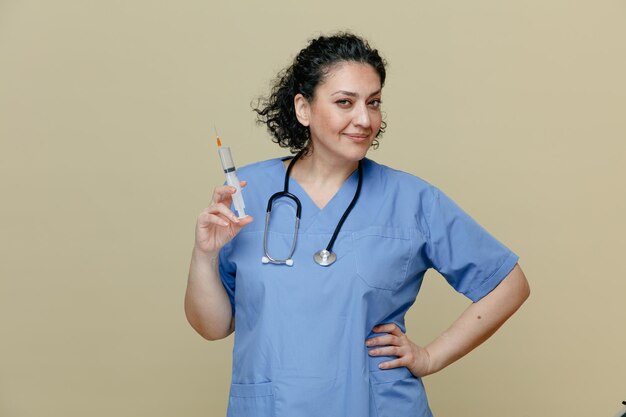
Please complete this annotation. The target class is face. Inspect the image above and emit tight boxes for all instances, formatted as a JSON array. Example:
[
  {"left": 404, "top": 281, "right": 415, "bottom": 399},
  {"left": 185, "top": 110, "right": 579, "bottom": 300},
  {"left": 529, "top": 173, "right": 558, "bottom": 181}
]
[{"left": 294, "top": 62, "right": 383, "bottom": 164}]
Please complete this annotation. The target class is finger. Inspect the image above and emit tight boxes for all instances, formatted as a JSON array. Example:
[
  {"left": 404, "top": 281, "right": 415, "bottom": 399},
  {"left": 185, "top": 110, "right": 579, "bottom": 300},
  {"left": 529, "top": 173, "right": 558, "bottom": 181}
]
[
  {"left": 240, "top": 180, "right": 248, "bottom": 188},
  {"left": 372, "top": 323, "right": 395, "bottom": 333},
  {"left": 372, "top": 323, "right": 404, "bottom": 337},
  {"left": 368, "top": 346, "right": 402, "bottom": 357},
  {"left": 198, "top": 211, "right": 231, "bottom": 227},
  {"left": 365, "top": 334, "right": 400, "bottom": 347},
  {"left": 377, "top": 357, "right": 409, "bottom": 370},
  {"left": 208, "top": 213, "right": 230, "bottom": 227},
  {"left": 207, "top": 203, "right": 240, "bottom": 224},
  {"left": 211, "top": 185, "right": 237, "bottom": 204},
  {"left": 198, "top": 206, "right": 236, "bottom": 228},
  {"left": 232, "top": 215, "right": 254, "bottom": 230},
  {"left": 388, "top": 326, "right": 405, "bottom": 338},
  {"left": 198, "top": 210, "right": 229, "bottom": 227}
]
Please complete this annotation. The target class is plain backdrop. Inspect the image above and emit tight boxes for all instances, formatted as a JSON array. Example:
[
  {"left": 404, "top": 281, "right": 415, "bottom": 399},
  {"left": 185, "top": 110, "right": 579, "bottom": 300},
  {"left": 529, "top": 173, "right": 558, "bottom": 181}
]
[{"left": 1, "top": 1, "right": 625, "bottom": 416}]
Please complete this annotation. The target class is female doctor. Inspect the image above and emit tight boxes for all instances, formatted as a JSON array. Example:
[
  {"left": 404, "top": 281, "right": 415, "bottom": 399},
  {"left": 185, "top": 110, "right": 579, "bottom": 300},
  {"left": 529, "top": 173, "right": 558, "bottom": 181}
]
[{"left": 185, "top": 33, "right": 530, "bottom": 417}]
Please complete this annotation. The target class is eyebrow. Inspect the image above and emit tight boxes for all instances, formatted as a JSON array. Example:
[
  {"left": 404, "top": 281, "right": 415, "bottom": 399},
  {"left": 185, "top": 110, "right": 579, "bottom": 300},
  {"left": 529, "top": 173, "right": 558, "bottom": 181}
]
[{"left": 331, "top": 89, "right": 382, "bottom": 98}]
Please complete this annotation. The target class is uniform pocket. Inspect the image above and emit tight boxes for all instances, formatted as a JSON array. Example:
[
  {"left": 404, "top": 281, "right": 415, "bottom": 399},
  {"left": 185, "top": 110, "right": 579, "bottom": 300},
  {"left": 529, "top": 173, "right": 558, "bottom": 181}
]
[
  {"left": 352, "top": 226, "right": 413, "bottom": 291},
  {"left": 369, "top": 368, "right": 432, "bottom": 417},
  {"left": 227, "top": 381, "right": 275, "bottom": 417}
]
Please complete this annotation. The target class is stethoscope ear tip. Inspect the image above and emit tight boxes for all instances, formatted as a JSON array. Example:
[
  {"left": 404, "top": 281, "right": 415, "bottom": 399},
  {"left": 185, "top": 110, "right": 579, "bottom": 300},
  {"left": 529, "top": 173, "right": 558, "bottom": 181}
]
[{"left": 260, "top": 256, "right": 294, "bottom": 266}]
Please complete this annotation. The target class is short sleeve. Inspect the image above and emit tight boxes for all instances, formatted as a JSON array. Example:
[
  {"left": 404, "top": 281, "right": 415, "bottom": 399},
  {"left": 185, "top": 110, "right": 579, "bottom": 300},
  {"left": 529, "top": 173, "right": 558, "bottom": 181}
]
[
  {"left": 218, "top": 242, "right": 236, "bottom": 315},
  {"left": 425, "top": 187, "right": 519, "bottom": 302}
]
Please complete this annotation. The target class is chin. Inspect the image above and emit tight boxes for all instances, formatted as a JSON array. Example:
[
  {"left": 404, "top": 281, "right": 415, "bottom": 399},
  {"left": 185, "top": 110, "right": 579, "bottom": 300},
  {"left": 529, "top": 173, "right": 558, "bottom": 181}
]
[{"left": 341, "top": 145, "right": 370, "bottom": 163}]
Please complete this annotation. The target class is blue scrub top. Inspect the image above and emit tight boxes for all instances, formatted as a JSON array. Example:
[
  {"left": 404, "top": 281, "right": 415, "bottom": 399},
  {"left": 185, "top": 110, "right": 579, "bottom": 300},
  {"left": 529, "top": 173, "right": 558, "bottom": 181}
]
[{"left": 219, "top": 157, "right": 519, "bottom": 417}]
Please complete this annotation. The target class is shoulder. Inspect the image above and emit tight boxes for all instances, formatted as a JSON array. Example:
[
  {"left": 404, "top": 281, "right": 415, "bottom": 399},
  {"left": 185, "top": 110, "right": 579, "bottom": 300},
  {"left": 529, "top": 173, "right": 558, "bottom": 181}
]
[
  {"left": 364, "top": 158, "right": 439, "bottom": 199},
  {"left": 236, "top": 157, "right": 286, "bottom": 177},
  {"left": 232, "top": 156, "right": 289, "bottom": 209}
]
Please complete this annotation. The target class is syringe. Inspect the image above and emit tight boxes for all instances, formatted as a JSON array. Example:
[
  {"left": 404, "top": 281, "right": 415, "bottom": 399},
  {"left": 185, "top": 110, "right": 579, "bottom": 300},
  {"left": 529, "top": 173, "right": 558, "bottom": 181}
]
[{"left": 216, "top": 134, "right": 246, "bottom": 218}]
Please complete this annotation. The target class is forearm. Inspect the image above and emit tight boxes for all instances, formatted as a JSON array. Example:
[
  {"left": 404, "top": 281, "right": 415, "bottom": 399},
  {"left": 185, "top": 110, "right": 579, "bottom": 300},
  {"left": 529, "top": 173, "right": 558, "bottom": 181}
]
[
  {"left": 425, "top": 264, "right": 530, "bottom": 374},
  {"left": 184, "top": 247, "right": 234, "bottom": 340}
]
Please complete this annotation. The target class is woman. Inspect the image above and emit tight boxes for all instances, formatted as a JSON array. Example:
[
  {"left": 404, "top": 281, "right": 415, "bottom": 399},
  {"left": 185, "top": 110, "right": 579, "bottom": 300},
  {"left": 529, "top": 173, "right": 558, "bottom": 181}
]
[{"left": 185, "top": 33, "right": 530, "bottom": 417}]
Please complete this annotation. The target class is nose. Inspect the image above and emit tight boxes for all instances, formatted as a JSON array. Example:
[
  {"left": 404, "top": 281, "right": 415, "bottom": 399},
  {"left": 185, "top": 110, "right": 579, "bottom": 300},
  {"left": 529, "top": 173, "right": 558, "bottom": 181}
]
[{"left": 353, "top": 102, "right": 371, "bottom": 128}]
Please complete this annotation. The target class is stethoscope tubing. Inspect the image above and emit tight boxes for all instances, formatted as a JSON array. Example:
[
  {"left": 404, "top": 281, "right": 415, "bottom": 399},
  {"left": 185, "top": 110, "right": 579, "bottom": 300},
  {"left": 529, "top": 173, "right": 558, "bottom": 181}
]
[
  {"left": 262, "top": 151, "right": 363, "bottom": 266},
  {"left": 323, "top": 161, "right": 362, "bottom": 253},
  {"left": 262, "top": 191, "right": 301, "bottom": 265}
]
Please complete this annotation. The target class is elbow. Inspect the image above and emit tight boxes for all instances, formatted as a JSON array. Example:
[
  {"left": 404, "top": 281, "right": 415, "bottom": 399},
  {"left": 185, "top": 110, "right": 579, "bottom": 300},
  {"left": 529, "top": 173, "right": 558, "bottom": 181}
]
[
  {"left": 512, "top": 263, "right": 531, "bottom": 306},
  {"left": 519, "top": 265, "right": 530, "bottom": 298},
  {"left": 188, "top": 319, "right": 232, "bottom": 341},
  {"left": 201, "top": 320, "right": 235, "bottom": 341},
  {"left": 516, "top": 279, "right": 530, "bottom": 310},
  {"left": 185, "top": 312, "right": 234, "bottom": 341},
  {"left": 199, "top": 331, "right": 227, "bottom": 342},
  {"left": 488, "top": 263, "right": 530, "bottom": 309},
  {"left": 205, "top": 323, "right": 235, "bottom": 341},
  {"left": 522, "top": 277, "right": 531, "bottom": 301}
]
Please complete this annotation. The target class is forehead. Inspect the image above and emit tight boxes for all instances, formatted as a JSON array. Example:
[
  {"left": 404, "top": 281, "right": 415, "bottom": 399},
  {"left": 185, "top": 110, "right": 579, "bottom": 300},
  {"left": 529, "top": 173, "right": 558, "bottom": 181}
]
[{"left": 317, "top": 62, "right": 381, "bottom": 94}]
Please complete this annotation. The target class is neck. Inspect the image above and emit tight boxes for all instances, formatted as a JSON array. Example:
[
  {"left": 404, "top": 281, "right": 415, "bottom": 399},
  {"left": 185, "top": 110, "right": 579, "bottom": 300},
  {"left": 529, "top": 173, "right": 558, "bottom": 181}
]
[
  {"left": 293, "top": 150, "right": 359, "bottom": 188},
  {"left": 284, "top": 149, "right": 361, "bottom": 210}
]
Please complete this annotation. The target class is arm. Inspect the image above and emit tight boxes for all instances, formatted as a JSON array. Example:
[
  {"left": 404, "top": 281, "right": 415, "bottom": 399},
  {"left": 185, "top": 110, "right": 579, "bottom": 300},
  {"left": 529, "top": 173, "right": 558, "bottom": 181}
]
[
  {"left": 184, "top": 183, "right": 252, "bottom": 341},
  {"left": 185, "top": 247, "right": 236, "bottom": 341},
  {"left": 366, "top": 263, "right": 530, "bottom": 376},
  {"left": 422, "top": 263, "right": 530, "bottom": 374}
]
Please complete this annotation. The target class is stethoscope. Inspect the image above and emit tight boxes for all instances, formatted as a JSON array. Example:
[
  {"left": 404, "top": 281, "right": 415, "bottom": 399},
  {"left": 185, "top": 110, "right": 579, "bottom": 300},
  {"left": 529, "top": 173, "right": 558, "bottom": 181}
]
[{"left": 261, "top": 151, "right": 363, "bottom": 267}]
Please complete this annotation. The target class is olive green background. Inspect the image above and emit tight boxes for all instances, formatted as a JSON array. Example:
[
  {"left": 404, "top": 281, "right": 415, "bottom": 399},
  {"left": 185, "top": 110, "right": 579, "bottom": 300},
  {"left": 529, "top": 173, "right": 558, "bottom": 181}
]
[{"left": 1, "top": 1, "right": 624, "bottom": 416}]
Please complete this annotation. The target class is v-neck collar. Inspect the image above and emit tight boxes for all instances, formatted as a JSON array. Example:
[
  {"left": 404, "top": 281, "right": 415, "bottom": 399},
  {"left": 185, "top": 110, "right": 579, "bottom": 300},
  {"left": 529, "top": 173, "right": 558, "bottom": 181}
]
[{"left": 279, "top": 157, "right": 361, "bottom": 233}]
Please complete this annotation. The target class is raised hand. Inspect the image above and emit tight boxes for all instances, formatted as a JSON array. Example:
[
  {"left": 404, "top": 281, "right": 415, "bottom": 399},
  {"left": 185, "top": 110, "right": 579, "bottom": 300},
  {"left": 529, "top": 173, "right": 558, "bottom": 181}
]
[{"left": 194, "top": 182, "right": 253, "bottom": 254}]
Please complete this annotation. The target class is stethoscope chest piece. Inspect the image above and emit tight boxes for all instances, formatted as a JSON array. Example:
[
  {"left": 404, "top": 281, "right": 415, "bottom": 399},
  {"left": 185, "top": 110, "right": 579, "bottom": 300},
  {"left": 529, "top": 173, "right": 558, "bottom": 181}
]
[{"left": 314, "top": 249, "right": 336, "bottom": 267}]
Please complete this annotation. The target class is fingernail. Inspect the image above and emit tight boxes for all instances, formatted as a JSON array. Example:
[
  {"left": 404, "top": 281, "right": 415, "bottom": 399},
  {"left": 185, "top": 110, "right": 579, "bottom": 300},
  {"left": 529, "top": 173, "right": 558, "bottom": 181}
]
[
  {"left": 232, "top": 216, "right": 240, "bottom": 223},
  {"left": 221, "top": 220, "right": 228, "bottom": 226},
  {"left": 378, "top": 363, "right": 386, "bottom": 369}
]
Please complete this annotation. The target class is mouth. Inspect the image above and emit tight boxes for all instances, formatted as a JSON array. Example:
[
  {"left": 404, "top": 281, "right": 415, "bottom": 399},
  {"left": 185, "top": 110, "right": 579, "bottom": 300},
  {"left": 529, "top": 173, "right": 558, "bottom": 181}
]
[{"left": 343, "top": 133, "right": 371, "bottom": 142}]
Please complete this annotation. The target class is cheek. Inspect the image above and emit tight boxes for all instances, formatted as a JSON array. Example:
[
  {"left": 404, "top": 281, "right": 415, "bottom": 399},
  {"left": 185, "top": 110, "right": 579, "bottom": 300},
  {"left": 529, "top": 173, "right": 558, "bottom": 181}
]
[
  {"left": 311, "top": 111, "right": 348, "bottom": 134},
  {"left": 371, "top": 111, "right": 383, "bottom": 131}
]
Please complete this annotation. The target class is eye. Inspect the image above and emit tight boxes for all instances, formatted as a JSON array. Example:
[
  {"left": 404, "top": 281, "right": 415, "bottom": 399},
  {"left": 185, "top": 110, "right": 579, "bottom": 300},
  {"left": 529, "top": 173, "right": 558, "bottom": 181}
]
[
  {"left": 369, "top": 99, "right": 382, "bottom": 108},
  {"left": 335, "top": 99, "right": 352, "bottom": 107}
]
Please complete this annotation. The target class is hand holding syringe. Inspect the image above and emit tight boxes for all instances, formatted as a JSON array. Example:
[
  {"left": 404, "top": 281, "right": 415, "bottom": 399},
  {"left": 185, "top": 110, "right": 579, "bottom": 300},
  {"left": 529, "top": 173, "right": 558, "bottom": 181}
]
[
  {"left": 216, "top": 133, "right": 247, "bottom": 218},
  {"left": 190, "top": 132, "right": 252, "bottom": 256}
]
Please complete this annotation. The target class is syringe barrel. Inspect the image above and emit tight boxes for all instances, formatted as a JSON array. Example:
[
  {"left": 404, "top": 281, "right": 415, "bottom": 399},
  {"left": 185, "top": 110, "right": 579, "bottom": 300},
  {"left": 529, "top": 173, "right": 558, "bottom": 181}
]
[
  {"left": 218, "top": 146, "right": 246, "bottom": 218},
  {"left": 225, "top": 171, "right": 246, "bottom": 217},
  {"left": 218, "top": 147, "right": 235, "bottom": 172}
]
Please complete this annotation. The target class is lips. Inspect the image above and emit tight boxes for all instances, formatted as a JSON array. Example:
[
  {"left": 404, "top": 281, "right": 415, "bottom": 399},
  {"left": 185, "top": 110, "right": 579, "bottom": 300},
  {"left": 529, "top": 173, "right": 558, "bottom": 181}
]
[{"left": 344, "top": 133, "right": 370, "bottom": 142}]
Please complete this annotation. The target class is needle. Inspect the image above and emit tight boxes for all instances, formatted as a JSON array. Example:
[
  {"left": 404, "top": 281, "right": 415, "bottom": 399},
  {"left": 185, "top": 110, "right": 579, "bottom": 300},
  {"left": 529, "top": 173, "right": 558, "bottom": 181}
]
[{"left": 214, "top": 125, "right": 222, "bottom": 147}]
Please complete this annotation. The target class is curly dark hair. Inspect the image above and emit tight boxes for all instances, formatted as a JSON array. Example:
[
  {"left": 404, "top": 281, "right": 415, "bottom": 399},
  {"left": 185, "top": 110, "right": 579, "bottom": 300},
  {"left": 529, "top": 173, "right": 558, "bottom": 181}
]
[{"left": 253, "top": 32, "right": 387, "bottom": 154}]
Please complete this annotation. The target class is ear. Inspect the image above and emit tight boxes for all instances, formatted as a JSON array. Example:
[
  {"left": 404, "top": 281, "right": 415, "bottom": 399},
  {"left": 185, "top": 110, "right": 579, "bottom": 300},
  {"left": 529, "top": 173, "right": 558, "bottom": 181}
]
[{"left": 294, "top": 94, "right": 310, "bottom": 127}]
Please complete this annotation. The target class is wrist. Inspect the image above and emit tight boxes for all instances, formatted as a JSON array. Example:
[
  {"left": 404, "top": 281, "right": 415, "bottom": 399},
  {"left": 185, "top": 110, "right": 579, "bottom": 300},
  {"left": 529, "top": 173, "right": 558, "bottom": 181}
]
[
  {"left": 423, "top": 344, "right": 444, "bottom": 376},
  {"left": 192, "top": 245, "right": 219, "bottom": 261}
]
